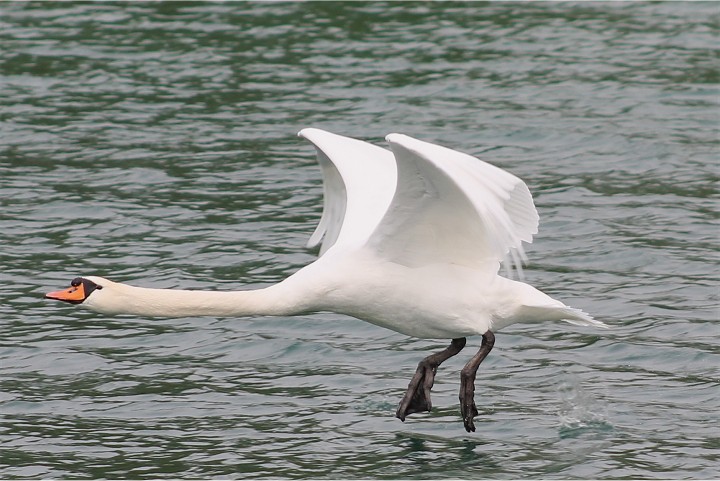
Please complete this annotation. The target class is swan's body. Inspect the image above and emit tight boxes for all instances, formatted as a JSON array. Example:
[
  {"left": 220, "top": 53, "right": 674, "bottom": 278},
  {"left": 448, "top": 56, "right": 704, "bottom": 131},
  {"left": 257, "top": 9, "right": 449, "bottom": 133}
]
[
  {"left": 47, "top": 128, "right": 606, "bottom": 432},
  {"left": 79, "top": 258, "right": 590, "bottom": 339}
]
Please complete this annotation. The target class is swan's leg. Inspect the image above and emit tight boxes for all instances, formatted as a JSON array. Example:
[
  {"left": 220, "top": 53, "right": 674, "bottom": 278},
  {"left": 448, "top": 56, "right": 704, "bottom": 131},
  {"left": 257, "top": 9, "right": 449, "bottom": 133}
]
[
  {"left": 396, "top": 337, "right": 466, "bottom": 421},
  {"left": 459, "top": 330, "right": 495, "bottom": 433}
]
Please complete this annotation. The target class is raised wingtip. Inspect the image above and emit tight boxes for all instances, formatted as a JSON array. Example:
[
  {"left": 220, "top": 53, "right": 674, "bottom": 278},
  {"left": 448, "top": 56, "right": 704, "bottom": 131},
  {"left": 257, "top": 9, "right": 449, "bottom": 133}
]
[
  {"left": 386, "top": 133, "right": 438, "bottom": 157},
  {"left": 385, "top": 133, "right": 410, "bottom": 144},
  {"left": 298, "top": 127, "right": 317, "bottom": 139},
  {"left": 299, "top": 128, "right": 347, "bottom": 145}
]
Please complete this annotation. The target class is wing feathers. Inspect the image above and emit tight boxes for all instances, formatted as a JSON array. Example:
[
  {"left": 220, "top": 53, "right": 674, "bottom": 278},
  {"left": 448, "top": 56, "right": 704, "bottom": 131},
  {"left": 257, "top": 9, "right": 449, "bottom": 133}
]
[
  {"left": 372, "top": 134, "right": 539, "bottom": 273},
  {"left": 299, "top": 129, "right": 539, "bottom": 274},
  {"left": 298, "top": 128, "right": 396, "bottom": 256}
]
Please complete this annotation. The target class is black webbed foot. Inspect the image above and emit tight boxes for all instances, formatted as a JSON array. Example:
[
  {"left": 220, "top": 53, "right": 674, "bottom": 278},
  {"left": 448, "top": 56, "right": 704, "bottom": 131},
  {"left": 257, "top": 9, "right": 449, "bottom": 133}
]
[
  {"left": 396, "top": 338, "right": 466, "bottom": 422},
  {"left": 396, "top": 361, "right": 437, "bottom": 420},
  {"left": 458, "top": 330, "right": 495, "bottom": 433},
  {"left": 459, "top": 371, "right": 479, "bottom": 432}
]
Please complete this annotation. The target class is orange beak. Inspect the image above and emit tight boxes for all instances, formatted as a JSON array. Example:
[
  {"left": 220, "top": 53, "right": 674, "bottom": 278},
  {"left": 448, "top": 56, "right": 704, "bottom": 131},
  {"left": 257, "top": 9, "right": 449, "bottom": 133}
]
[{"left": 45, "top": 283, "right": 87, "bottom": 304}]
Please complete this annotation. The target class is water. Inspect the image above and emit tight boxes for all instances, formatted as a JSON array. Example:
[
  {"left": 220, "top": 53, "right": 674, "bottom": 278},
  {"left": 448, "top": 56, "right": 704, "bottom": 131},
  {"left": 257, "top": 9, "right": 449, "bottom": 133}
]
[{"left": 1, "top": 2, "right": 718, "bottom": 479}]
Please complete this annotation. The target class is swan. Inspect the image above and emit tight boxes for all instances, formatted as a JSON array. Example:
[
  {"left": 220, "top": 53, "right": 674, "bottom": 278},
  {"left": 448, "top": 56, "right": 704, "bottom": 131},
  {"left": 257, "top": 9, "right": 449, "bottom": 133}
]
[{"left": 46, "top": 128, "right": 607, "bottom": 432}]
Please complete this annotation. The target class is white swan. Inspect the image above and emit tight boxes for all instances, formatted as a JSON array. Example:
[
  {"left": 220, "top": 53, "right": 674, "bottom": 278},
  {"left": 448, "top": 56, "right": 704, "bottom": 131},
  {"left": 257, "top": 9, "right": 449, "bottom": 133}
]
[{"left": 46, "top": 128, "right": 607, "bottom": 432}]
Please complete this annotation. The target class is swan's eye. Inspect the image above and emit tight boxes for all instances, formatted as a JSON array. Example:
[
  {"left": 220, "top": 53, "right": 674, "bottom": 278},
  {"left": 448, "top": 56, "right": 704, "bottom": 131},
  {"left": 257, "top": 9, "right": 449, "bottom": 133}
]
[{"left": 95, "top": 285, "right": 103, "bottom": 290}]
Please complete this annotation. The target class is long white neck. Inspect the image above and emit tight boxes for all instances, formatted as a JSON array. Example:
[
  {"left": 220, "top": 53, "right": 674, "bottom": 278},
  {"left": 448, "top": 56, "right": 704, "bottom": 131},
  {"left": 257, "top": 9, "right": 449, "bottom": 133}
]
[{"left": 83, "top": 277, "right": 315, "bottom": 318}]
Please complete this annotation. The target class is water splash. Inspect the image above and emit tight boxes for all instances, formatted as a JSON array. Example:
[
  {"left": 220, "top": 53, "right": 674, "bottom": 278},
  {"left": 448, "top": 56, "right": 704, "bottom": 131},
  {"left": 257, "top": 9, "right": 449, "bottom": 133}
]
[{"left": 557, "top": 372, "right": 613, "bottom": 438}]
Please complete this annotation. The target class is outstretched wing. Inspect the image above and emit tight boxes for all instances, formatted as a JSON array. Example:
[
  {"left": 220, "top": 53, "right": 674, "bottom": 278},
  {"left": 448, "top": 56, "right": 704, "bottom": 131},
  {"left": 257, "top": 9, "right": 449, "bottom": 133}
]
[
  {"left": 298, "top": 128, "right": 397, "bottom": 256},
  {"left": 367, "top": 134, "right": 539, "bottom": 275}
]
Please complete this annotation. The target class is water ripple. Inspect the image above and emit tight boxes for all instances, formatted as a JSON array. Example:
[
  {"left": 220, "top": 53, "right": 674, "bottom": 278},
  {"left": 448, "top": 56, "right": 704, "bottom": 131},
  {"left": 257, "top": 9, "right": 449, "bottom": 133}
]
[{"left": 1, "top": 2, "right": 718, "bottom": 479}]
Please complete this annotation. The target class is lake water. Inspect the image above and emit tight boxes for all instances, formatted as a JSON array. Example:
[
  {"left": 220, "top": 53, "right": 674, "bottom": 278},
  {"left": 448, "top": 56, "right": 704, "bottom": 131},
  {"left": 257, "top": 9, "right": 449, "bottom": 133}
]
[{"left": 1, "top": 2, "right": 718, "bottom": 479}]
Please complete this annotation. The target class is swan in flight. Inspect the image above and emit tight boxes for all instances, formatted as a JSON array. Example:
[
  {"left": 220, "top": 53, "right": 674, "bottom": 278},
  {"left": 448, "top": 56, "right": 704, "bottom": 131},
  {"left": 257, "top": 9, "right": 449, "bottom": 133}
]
[{"left": 46, "top": 128, "right": 606, "bottom": 432}]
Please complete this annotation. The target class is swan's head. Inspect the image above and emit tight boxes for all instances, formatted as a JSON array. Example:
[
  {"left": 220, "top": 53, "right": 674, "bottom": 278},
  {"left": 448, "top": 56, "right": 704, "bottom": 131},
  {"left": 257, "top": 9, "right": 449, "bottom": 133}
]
[
  {"left": 45, "top": 276, "right": 151, "bottom": 316},
  {"left": 45, "top": 276, "right": 109, "bottom": 305}
]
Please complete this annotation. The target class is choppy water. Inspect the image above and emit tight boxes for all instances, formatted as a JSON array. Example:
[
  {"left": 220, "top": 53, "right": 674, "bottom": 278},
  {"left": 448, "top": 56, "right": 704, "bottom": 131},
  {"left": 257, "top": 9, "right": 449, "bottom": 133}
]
[{"left": 1, "top": 2, "right": 718, "bottom": 479}]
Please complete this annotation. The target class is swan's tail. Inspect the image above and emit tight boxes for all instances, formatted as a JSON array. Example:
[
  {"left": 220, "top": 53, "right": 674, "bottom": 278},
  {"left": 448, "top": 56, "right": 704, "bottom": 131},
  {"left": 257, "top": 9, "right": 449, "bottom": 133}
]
[
  {"left": 555, "top": 306, "right": 609, "bottom": 329},
  {"left": 518, "top": 304, "right": 609, "bottom": 329}
]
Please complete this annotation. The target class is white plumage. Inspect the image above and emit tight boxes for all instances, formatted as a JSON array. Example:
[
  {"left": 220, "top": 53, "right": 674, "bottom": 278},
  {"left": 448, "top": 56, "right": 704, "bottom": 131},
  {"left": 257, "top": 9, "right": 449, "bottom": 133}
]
[{"left": 46, "top": 128, "right": 606, "bottom": 432}]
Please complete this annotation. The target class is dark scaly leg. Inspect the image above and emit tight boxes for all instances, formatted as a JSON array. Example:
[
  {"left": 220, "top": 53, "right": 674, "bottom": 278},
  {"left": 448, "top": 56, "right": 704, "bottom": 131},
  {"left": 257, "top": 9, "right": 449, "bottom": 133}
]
[
  {"left": 396, "top": 337, "right": 467, "bottom": 421},
  {"left": 459, "top": 330, "right": 495, "bottom": 433}
]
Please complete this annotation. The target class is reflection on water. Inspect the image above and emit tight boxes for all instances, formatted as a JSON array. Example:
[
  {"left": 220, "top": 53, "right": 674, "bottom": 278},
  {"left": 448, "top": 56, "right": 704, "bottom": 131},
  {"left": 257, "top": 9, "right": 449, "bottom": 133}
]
[{"left": 1, "top": 2, "right": 718, "bottom": 479}]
